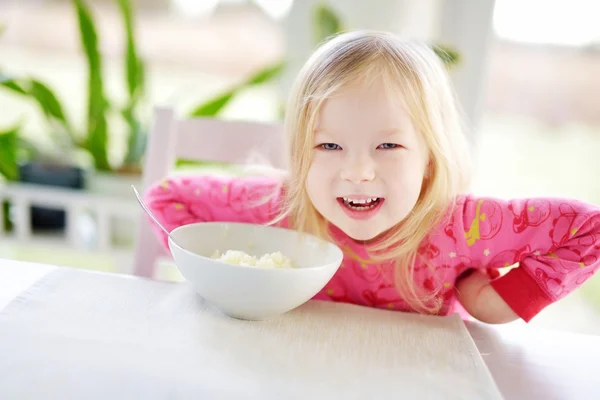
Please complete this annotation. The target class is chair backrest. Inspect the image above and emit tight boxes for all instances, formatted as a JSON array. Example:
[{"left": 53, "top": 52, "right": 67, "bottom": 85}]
[{"left": 132, "top": 106, "right": 285, "bottom": 278}]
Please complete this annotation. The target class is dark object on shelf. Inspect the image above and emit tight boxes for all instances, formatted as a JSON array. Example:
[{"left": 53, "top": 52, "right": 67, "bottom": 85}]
[{"left": 18, "top": 162, "right": 86, "bottom": 230}]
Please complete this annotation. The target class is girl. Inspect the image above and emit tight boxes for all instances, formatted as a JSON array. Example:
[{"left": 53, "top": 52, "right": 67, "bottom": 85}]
[{"left": 144, "top": 31, "right": 600, "bottom": 324}]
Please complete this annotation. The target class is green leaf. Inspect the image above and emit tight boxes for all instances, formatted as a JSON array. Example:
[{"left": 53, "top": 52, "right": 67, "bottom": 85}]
[
  {"left": 432, "top": 44, "right": 460, "bottom": 67},
  {"left": 0, "top": 75, "right": 27, "bottom": 94},
  {"left": 116, "top": 0, "right": 146, "bottom": 167},
  {"left": 246, "top": 61, "right": 285, "bottom": 85},
  {"left": 0, "top": 124, "right": 20, "bottom": 181},
  {"left": 28, "top": 80, "right": 72, "bottom": 129},
  {"left": 1, "top": 78, "right": 70, "bottom": 125},
  {"left": 116, "top": 0, "right": 145, "bottom": 99},
  {"left": 27, "top": 79, "right": 78, "bottom": 148},
  {"left": 121, "top": 106, "right": 146, "bottom": 165},
  {"left": 188, "top": 61, "right": 284, "bottom": 118},
  {"left": 312, "top": 3, "right": 343, "bottom": 44},
  {"left": 1, "top": 76, "right": 77, "bottom": 147},
  {"left": 189, "top": 90, "right": 235, "bottom": 117},
  {"left": 74, "top": 0, "right": 111, "bottom": 171}
]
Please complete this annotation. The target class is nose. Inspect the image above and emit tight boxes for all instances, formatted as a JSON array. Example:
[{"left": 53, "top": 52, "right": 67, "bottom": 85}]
[{"left": 340, "top": 155, "right": 376, "bottom": 184}]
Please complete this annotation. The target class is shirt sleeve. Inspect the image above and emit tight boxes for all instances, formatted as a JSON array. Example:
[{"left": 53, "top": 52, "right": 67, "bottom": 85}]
[
  {"left": 143, "top": 174, "right": 286, "bottom": 250},
  {"left": 447, "top": 195, "right": 600, "bottom": 322}
]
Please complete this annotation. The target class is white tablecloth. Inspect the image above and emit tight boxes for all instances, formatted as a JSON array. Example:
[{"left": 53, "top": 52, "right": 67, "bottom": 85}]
[{"left": 0, "top": 262, "right": 502, "bottom": 399}]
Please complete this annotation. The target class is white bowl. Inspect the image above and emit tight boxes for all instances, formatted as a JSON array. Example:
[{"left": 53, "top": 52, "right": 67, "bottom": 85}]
[{"left": 168, "top": 222, "right": 343, "bottom": 320}]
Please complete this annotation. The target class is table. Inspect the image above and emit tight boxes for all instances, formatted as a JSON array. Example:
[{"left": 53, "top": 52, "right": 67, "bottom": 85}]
[{"left": 1, "top": 259, "right": 598, "bottom": 399}]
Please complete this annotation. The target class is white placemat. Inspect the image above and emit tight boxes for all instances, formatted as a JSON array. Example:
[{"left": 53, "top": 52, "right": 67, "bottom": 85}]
[
  {"left": 0, "top": 268, "right": 503, "bottom": 399},
  {"left": 0, "top": 259, "right": 56, "bottom": 311}
]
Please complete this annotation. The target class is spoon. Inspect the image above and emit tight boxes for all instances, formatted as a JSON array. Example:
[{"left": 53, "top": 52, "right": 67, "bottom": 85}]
[{"left": 131, "top": 185, "right": 179, "bottom": 246}]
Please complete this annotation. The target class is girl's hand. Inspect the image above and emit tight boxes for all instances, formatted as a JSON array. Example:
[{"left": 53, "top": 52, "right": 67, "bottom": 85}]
[{"left": 455, "top": 269, "right": 519, "bottom": 324}]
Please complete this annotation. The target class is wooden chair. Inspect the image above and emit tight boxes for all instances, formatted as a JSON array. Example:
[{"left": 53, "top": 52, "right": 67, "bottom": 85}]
[{"left": 132, "top": 106, "right": 285, "bottom": 278}]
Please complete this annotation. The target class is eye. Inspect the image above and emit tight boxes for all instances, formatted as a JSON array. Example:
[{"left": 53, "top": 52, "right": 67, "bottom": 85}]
[
  {"left": 318, "top": 143, "right": 342, "bottom": 151},
  {"left": 377, "top": 143, "right": 401, "bottom": 150}
]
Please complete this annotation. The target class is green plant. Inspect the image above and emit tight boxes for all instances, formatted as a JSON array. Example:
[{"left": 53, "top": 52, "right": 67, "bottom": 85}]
[
  {"left": 432, "top": 44, "right": 460, "bottom": 67},
  {"left": 73, "top": 0, "right": 149, "bottom": 172},
  {"left": 313, "top": 3, "right": 343, "bottom": 43},
  {"left": 0, "top": 123, "right": 19, "bottom": 231},
  {"left": 0, "top": 123, "right": 20, "bottom": 181},
  {"left": 116, "top": 0, "right": 146, "bottom": 171},
  {"left": 1, "top": 0, "right": 285, "bottom": 176},
  {"left": 73, "top": 0, "right": 111, "bottom": 171},
  {"left": 0, "top": 74, "right": 80, "bottom": 157},
  {"left": 0, "top": 0, "right": 146, "bottom": 174},
  {"left": 71, "top": 0, "right": 148, "bottom": 172},
  {"left": 1, "top": 21, "right": 78, "bottom": 172},
  {"left": 171, "top": 62, "right": 284, "bottom": 168},
  {"left": 187, "top": 62, "right": 285, "bottom": 118},
  {"left": 181, "top": 4, "right": 340, "bottom": 121}
]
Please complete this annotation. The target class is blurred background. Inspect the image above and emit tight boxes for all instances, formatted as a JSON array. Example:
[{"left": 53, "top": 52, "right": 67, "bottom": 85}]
[{"left": 1, "top": 0, "right": 599, "bottom": 334}]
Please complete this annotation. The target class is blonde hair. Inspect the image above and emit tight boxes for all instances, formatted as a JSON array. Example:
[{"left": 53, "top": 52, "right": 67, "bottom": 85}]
[{"left": 275, "top": 30, "right": 472, "bottom": 314}]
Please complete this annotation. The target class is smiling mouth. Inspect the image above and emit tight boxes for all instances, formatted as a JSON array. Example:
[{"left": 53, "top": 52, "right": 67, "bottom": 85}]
[{"left": 338, "top": 197, "right": 383, "bottom": 211}]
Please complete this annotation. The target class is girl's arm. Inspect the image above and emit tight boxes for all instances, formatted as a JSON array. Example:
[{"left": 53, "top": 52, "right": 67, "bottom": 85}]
[
  {"left": 448, "top": 195, "right": 600, "bottom": 322},
  {"left": 455, "top": 269, "right": 519, "bottom": 324},
  {"left": 143, "top": 174, "right": 286, "bottom": 250}
]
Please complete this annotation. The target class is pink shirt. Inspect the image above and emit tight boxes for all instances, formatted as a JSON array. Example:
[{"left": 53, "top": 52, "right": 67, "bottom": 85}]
[{"left": 145, "top": 174, "right": 600, "bottom": 322}]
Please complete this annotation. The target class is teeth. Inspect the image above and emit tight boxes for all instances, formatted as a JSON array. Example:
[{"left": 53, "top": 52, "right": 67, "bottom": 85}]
[
  {"left": 341, "top": 197, "right": 381, "bottom": 210},
  {"left": 342, "top": 197, "right": 379, "bottom": 204}
]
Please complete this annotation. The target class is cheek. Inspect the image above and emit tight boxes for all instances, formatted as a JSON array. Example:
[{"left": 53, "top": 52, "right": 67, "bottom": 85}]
[
  {"left": 309, "top": 154, "right": 337, "bottom": 180},
  {"left": 306, "top": 163, "right": 325, "bottom": 201},
  {"left": 307, "top": 155, "right": 337, "bottom": 207},
  {"left": 380, "top": 154, "right": 426, "bottom": 193},
  {"left": 306, "top": 166, "right": 318, "bottom": 196}
]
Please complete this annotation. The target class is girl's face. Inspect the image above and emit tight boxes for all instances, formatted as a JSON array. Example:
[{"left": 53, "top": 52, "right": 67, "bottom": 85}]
[{"left": 306, "top": 79, "right": 430, "bottom": 241}]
